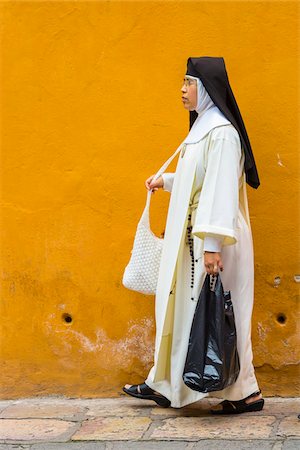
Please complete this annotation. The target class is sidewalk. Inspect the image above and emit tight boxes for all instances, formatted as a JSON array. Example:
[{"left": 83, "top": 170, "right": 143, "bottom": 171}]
[{"left": 0, "top": 395, "right": 299, "bottom": 449}]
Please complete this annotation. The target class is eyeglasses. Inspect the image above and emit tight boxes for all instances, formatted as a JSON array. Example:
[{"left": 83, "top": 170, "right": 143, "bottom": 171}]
[{"left": 182, "top": 77, "right": 197, "bottom": 87}]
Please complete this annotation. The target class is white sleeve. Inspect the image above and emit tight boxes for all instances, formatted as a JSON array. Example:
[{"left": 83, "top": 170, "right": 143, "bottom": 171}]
[
  {"left": 161, "top": 172, "right": 175, "bottom": 193},
  {"left": 203, "top": 235, "right": 224, "bottom": 252},
  {"left": 192, "top": 135, "right": 242, "bottom": 246}
]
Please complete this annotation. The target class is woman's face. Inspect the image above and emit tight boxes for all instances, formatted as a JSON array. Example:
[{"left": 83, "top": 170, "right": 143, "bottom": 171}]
[{"left": 181, "top": 77, "right": 197, "bottom": 111}]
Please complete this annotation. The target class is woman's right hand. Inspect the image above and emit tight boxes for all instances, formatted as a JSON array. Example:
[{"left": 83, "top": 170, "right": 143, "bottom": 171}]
[{"left": 145, "top": 174, "right": 164, "bottom": 193}]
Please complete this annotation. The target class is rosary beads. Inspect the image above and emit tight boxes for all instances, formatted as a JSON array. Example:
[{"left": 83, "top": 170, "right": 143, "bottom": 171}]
[
  {"left": 187, "top": 212, "right": 217, "bottom": 300},
  {"left": 187, "top": 212, "right": 195, "bottom": 301}
]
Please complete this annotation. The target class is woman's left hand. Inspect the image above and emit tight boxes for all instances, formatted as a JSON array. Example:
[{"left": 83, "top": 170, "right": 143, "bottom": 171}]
[{"left": 204, "top": 251, "right": 224, "bottom": 275}]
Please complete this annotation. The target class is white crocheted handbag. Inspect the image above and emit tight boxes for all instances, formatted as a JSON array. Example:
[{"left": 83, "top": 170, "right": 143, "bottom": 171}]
[{"left": 122, "top": 143, "right": 184, "bottom": 295}]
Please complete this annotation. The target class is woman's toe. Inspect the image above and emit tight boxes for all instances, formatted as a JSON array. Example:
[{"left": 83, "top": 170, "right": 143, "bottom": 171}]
[
  {"left": 124, "top": 384, "right": 133, "bottom": 389},
  {"left": 210, "top": 403, "right": 223, "bottom": 411},
  {"left": 245, "top": 393, "right": 262, "bottom": 404}
]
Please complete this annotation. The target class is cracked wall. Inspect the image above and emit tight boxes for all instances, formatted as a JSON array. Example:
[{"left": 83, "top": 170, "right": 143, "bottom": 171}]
[{"left": 0, "top": 1, "right": 299, "bottom": 398}]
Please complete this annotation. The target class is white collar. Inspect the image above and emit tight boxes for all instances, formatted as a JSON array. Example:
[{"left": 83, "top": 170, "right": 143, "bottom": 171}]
[{"left": 183, "top": 106, "right": 231, "bottom": 144}]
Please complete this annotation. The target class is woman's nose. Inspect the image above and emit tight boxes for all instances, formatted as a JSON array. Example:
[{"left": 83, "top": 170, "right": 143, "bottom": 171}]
[{"left": 181, "top": 84, "right": 187, "bottom": 93}]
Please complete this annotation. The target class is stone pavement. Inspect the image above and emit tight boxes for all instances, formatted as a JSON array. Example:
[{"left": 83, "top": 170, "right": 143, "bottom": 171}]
[{"left": 0, "top": 396, "right": 299, "bottom": 449}]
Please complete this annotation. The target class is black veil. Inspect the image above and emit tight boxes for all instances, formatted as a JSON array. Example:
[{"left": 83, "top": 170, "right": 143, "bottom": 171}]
[{"left": 186, "top": 57, "right": 260, "bottom": 189}]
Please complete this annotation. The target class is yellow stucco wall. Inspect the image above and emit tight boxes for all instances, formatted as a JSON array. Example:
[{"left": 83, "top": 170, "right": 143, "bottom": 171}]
[{"left": 0, "top": 1, "right": 299, "bottom": 399}]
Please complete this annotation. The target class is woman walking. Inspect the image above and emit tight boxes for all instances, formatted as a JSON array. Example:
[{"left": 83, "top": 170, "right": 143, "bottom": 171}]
[{"left": 123, "top": 56, "right": 264, "bottom": 414}]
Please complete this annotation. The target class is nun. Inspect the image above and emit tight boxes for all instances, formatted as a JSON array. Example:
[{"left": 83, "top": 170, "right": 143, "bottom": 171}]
[{"left": 123, "top": 56, "right": 264, "bottom": 414}]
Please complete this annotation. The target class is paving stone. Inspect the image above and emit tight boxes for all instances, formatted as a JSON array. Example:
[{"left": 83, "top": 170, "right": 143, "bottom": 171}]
[
  {"left": 149, "top": 416, "right": 276, "bottom": 440},
  {"left": 108, "top": 442, "right": 192, "bottom": 449},
  {"left": 272, "top": 442, "right": 284, "bottom": 450},
  {"left": 0, "top": 404, "right": 85, "bottom": 420},
  {"left": 0, "top": 445, "right": 31, "bottom": 449},
  {"left": 49, "top": 396, "right": 154, "bottom": 413},
  {"left": 278, "top": 416, "right": 300, "bottom": 437},
  {"left": 72, "top": 416, "right": 151, "bottom": 440},
  {"left": 0, "top": 397, "right": 298, "bottom": 447},
  {"left": 0, "top": 404, "right": 16, "bottom": 415},
  {"left": 0, "top": 419, "right": 77, "bottom": 441},
  {"left": 31, "top": 444, "right": 106, "bottom": 449},
  {"left": 283, "top": 440, "right": 300, "bottom": 449},
  {"left": 86, "top": 403, "right": 152, "bottom": 418},
  {"left": 60, "top": 397, "right": 144, "bottom": 408},
  {"left": 151, "top": 405, "right": 215, "bottom": 417},
  {"left": 151, "top": 399, "right": 213, "bottom": 417},
  {"left": 254, "top": 399, "right": 300, "bottom": 415},
  {"left": 192, "top": 439, "right": 281, "bottom": 449},
  {"left": 151, "top": 399, "right": 299, "bottom": 418}
]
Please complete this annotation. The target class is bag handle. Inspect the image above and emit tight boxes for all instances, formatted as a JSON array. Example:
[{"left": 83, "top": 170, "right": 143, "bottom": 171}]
[
  {"left": 151, "top": 142, "right": 185, "bottom": 183},
  {"left": 139, "top": 142, "right": 185, "bottom": 228}
]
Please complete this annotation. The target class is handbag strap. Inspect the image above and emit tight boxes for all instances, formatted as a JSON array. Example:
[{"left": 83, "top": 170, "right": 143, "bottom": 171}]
[{"left": 139, "top": 142, "right": 185, "bottom": 228}]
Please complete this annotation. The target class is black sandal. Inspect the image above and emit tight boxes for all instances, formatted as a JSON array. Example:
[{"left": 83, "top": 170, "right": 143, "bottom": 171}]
[
  {"left": 210, "top": 389, "right": 264, "bottom": 415},
  {"left": 122, "top": 382, "right": 171, "bottom": 408}
]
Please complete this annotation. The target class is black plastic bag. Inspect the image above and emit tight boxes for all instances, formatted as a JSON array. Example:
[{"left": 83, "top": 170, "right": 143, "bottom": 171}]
[{"left": 182, "top": 273, "right": 240, "bottom": 393}]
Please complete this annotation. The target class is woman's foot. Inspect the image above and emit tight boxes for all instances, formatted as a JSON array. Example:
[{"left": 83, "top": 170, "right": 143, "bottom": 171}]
[
  {"left": 210, "top": 389, "right": 264, "bottom": 414},
  {"left": 122, "top": 382, "right": 171, "bottom": 408}
]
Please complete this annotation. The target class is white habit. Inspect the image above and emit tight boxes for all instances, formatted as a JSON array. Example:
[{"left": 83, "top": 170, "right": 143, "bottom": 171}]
[{"left": 145, "top": 123, "right": 260, "bottom": 408}]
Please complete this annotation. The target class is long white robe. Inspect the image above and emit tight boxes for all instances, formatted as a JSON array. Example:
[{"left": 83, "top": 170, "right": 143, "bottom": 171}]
[{"left": 145, "top": 123, "right": 260, "bottom": 408}]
